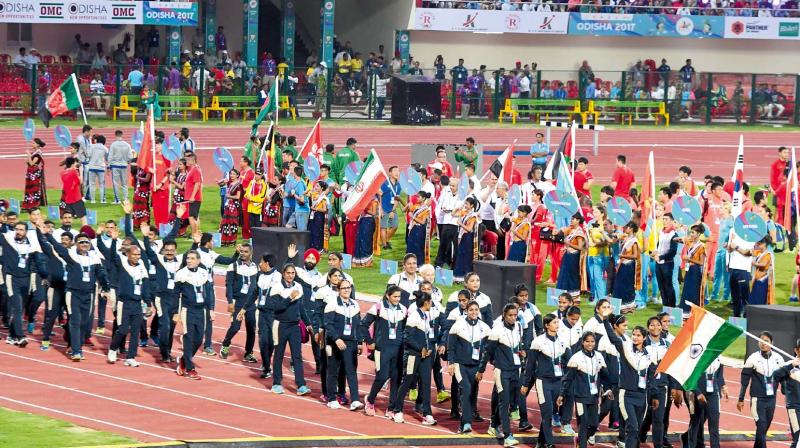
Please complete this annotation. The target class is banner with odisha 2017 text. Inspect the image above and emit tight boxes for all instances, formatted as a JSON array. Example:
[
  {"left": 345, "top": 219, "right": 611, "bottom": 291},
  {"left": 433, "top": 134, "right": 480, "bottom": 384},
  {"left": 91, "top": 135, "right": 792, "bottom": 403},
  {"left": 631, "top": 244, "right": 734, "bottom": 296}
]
[
  {"left": 568, "top": 13, "right": 724, "bottom": 38},
  {"left": 0, "top": 0, "right": 197, "bottom": 25}
]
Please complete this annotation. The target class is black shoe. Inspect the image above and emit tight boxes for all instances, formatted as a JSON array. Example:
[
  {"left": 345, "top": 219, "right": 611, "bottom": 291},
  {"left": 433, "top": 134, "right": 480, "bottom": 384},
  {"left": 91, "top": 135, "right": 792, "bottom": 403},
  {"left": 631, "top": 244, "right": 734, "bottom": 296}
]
[
  {"left": 662, "top": 442, "right": 673, "bottom": 448},
  {"left": 314, "top": 366, "right": 321, "bottom": 375},
  {"left": 449, "top": 411, "right": 461, "bottom": 420},
  {"left": 473, "top": 413, "right": 484, "bottom": 422},
  {"left": 260, "top": 370, "right": 272, "bottom": 379},
  {"left": 386, "top": 242, "right": 392, "bottom": 249},
  {"left": 519, "top": 421, "right": 534, "bottom": 432}
]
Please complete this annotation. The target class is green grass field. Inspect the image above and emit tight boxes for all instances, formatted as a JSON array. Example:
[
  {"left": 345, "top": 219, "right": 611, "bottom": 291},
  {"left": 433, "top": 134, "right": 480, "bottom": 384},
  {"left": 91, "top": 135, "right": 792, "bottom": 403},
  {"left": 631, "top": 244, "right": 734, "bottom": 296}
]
[{"left": 0, "top": 407, "right": 136, "bottom": 448}]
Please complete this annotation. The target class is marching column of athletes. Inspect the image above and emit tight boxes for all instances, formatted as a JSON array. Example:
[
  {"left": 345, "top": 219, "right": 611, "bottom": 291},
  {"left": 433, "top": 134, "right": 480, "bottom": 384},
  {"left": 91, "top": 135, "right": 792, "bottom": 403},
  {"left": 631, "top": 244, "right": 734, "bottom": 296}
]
[{"left": 4, "top": 202, "right": 800, "bottom": 448}]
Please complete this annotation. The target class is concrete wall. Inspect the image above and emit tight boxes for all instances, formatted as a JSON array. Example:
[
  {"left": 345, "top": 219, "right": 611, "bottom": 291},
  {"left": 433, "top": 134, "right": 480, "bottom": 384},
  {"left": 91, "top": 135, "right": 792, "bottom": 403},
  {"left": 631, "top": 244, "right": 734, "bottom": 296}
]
[{"left": 409, "top": 30, "right": 800, "bottom": 75}]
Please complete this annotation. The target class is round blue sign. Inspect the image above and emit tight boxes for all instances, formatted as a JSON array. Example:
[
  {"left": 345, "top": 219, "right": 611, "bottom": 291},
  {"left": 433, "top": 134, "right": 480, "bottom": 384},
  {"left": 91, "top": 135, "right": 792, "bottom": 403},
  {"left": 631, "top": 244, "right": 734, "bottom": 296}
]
[
  {"left": 22, "top": 119, "right": 35, "bottom": 142},
  {"left": 344, "top": 161, "right": 363, "bottom": 185},
  {"left": 213, "top": 147, "right": 234, "bottom": 176},
  {"left": 162, "top": 135, "right": 181, "bottom": 162},
  {"left": 131, "top": 130, "right": 144, "bottom": 152},
  {"left": 53, "top": 125, "right": 72, "bottom": 148},
  {"left": 304, "top": 156, "right": 321, "bottom": 182},
  {"left": 606, "top": 196, "right": 633, "bottom": 226},
  {"left": 733, "top": 211, "right": 768, "bottom": 243},
  {"left": 544, "top": 190, "right": 579, "bottom": 221},
  {"left": 671, "top": 195, "right": 702, "bottom": 226}
]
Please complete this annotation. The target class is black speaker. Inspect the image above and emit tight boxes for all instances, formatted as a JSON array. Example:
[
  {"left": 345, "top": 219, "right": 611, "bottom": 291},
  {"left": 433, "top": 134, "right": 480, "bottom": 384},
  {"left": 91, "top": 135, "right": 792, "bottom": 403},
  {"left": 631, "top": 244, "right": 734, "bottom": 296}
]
[
  {"left": 473, "top": 260, "right": 537, "bottom": 320},
  {"left": 251, "top": 227, "right": 310, "bottom": 269},
  {"left": 391, "top": 75, "right": 441, "bottom": 126},
  {"left": 745, "top": 304, "right": 800, "bottom": 357}
]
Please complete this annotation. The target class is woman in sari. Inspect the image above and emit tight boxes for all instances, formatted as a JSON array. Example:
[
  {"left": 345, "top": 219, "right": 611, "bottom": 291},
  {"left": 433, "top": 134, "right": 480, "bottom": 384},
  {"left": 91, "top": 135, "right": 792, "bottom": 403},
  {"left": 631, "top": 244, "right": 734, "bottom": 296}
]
[
  {"left": 219, "top": 169, "right": 242, "bottom": 246},
  {"left": 556, "top": 212, "right": 588, "bottom": 300},
  {"left": 353, "top": 195, "right": 380, "bottom": 267},
  {"left": 453, "top": 197, "right": 479, "bottom": 283},
  {"left": 506, "top": 205, "right": 532, "bottom": 263},
  {"left": 749, "top": 238, "right": 774, "bottom": 306},
  {"left": 132, "top": 167, "right": 152, "bottom": 227},
  {"left": 23, "top": 138, "right": 47, "bottom": 212},
  {"left": 406, "top": 191, "right": 432, "bottom": 265},
  {"left": 612, "top": 221, "right": 641, "bottom": 313},
  {"left": 309, "top": 181, "right": 330, "bottom": 251},
  {"left": 169, "top": 159, "right": 189, "bottom": 237},
  {"left": 263, "top": 177, "right": 284, "bottom": 227},
  {"left": 680, "top": 224, "right": 706, "bottom": 316}
]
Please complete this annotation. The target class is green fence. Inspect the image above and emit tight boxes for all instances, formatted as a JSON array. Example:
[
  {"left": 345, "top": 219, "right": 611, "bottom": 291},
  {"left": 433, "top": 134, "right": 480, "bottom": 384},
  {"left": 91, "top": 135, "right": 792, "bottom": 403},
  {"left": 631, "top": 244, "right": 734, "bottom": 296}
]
[{"left": 0, "top": 62, "right": 797, "bottom": 125}]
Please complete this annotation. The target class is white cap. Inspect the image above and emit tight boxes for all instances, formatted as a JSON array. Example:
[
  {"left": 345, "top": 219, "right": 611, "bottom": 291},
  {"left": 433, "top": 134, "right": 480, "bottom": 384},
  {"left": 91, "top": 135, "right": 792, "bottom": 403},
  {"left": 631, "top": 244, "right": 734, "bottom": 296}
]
[{"left": 320, "top": 61, "right": 327, "bottom": 68}]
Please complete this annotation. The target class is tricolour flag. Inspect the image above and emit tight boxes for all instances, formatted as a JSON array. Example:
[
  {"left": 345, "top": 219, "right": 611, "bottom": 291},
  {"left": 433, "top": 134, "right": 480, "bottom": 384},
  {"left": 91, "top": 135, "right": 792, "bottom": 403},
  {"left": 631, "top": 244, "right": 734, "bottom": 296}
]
[
  {"left": 251, "top": 79, "right": 278, "bottom": 135},
  {"left": 342, "top": 149, "right": 388, "bottom": 220},
  {"left": 543, "top": 121, "right": 575, "bottom": 182},
  {"left": 641, "top": 151, "right": 656, "bottom": 235},
  {"left": 483, "top": 140, "right": 516, "bottom": 186},
  {"left": 297, "top": 118, "right": 324, "bottom": 163},
  {"left": 256, "top": 122, "right": 276, "bottom": 181},
  {"left": 730, "top": 135, "right": 745, "bottom": 218},
  {"left": 39, "top": 73, "right": 86, "bottom": 128},
  {"left": 784, "top": 147, "right": 798, "bottom": 233},
  {"left": 656, "top": 304, "right": 742, "bottom": 391}
]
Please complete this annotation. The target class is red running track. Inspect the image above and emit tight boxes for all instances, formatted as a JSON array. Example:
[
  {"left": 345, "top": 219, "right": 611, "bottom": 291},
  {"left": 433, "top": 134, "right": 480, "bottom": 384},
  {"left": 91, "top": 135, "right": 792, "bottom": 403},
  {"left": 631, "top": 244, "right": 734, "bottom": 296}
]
[
  {"left": 0, "top": 277, "right": 793, "bottom": 446},
  {"left": 0, "top": 124, "right": 796, "bottom": 190}
]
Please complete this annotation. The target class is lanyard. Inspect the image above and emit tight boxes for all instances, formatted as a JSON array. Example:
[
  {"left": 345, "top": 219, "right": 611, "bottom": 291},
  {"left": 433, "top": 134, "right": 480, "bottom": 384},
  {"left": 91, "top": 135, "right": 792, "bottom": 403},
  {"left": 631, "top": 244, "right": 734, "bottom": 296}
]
[{"left": 506, "top": 326, "right": 519, "bottom": 351}]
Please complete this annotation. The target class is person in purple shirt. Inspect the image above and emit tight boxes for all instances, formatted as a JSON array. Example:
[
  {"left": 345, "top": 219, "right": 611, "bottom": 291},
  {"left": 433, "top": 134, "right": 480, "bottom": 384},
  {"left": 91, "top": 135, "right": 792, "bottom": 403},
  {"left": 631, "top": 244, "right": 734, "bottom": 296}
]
[
  {"left": 166, "top": 62, "right": 182, "bottom": 115},
  {"left": 263, "top": 52, "right": 277, "bottom": 90},
  {"left": 466, "top": 69, "right": 484, "bottom": 116},
  {"left": 215, "top": 26, "right": 227, "bottom": 62}
]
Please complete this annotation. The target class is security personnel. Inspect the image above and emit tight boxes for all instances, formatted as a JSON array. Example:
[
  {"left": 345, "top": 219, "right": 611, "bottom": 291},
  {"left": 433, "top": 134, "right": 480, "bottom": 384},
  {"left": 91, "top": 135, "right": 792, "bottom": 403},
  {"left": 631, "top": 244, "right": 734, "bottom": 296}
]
[
  {"left": 362, "top": 285, "right": 407, "bottom": 418},
  {"left": 523, "top": 314, "right": 571, "bottom": 448},
  {"left": 559, "top": 332, "right": 608, "bottom": 448},
  {"left": 107, "top": 234, "right": 150, "bottom": 367},
  {"left": 448, "top": 300, "right": 490, "bottom": 434},
  {"left": 39, "top": 231, "right": 73, "bottom": 351},
  {"left": 738, "top": 331, "right": 784, "bottom": 448},
  {"left": 323, "top": 279, "right": 363, "bottom": 410},
  {"left": 175, "top": 251, "right": 209, "bottom": 380},
  {"left": 140, "top": 221, "right": 182, "bottom": 363},
  {"left": 192, "top": 232, "right": 238, "bottom": 356},
  {"left": 2, "top": 222, "right": 48, "bottom": 348},
  {"left": 40, "top": 226, "right": 107, "bottom": 361},
  {"left": 220, "top": 244, "right": 259, "bottom": 362},
  {"left": 253, "top": 253, "right": 280, "bottom": 378}
]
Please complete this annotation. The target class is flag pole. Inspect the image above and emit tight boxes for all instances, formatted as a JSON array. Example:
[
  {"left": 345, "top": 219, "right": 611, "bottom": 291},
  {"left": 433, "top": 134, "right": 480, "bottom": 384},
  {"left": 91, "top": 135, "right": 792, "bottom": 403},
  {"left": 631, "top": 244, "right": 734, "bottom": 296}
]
[
  {"left": 742, "top": 331, "right": 794, "bottom": 360},
  {"left": 71, "top": 73, "right": 88, "bottom": 125},
  {"left": 256, "top": 121, "right": 273, "bottom": 170},
  {"left": 793, "top": 147, "right": 800, "bottom": 240},
  {"left": 149, "top": 104, "right": 156, "bottom": 190},
  {"left": 297, "top": 117, "right": 322, "bottom": 162}
]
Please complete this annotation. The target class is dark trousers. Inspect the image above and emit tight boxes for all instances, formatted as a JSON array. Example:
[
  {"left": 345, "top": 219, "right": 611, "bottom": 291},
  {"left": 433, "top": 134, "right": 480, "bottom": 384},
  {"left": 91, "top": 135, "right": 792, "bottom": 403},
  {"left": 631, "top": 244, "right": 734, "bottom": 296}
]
[
  {"left": 42, "top": 286, "right": 67, "bottom": 342},
  {"left": 66, "top": 290, "right": 93, "bottom": 355},
  {"left": 619, "top": 389, "right": 646, "bottom": 448},
  {"left": 599, "top": 385, "right": 622, "bottom": 439},
  {"left": 752, "top": 396, "right": 776, "bottom": 448},
  {"left": 23, "top": 280, "right": 45, "bottom": 325},
  {"left": 249, "top": 213, "right": 262, "bottom": 230},
  {"left": 203, "top": 307, "right": 214, "bottom": 349},
  {"left": 156, "top": 295, "right": 178, "bottom": 358},
  {"left": 456, "top": 363, "right": 480, "bottom": 427},
  {"left": 272, "top": 321, "right": 306, "bottom": 387},
  {"left": 319, "top": 342, "right": 346, "bottom": 398},
  {"left": 181, "top": 306, "right": 206, "bottom": 371},
  {"left": 576, "top": 402, "right": 599, "bottom": 448},
  {"left": 110, "top": 300, "right": 143, "bottom": 359},
  {"left": 326, "top": 340, "right": 360, "bottom": 402},
  {"left": 435, "top": 224, "right": 458, "bottom": 268},
  {"left": 560, "top": 390, "right": 576, "bottom": 426},
  {"left": 491, "top": 368, "right": 520, "bottom": 437},
  {"left": 640, "top": 387, "right": 667, "bottom": 448},
  {"left": 655, "top": 262, "right": 676, "bottom": 307},
  {"left": 685, "top": 392, "right": 720, "bottom": 448},
  {"left": 6, "top": 274, "right": 30, "bottom": 340},
  {"left": 537, "top": 378, "right": 562, "bottom": 445},
  {"left": 367, "top": 344, "right": 403, "bottom": 405},
  {"left": 257, "top": 309, "right": 275, "bottom": 373},
  {"left": 222, "top": 304, "right": 256, "bottom": 355},
  {"left": 730, "top": 268, "right": 751, "bottom": 317},
  {"left": 97, "top": 291, "right": 109, "bottom": 327},
  {"left": 394, "top": 351, "right": 433, "bottom": 414}
]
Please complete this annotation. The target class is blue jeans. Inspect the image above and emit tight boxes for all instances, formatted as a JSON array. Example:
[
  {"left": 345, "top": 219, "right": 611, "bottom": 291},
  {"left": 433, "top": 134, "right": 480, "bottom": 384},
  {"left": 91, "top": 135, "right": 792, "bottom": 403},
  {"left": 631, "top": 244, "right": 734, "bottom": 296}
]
[
  {"left": 294, "top": 211, "right": 309, "bottom": 231},
  {"left": 710, "top": 250, "right": 731, "bottom": 301},
  {"left": 587, "top": 255, "right": 607, "bottom": 301},
  {"left": 376, "top": 97, "right": 385, "bottom": 120}
]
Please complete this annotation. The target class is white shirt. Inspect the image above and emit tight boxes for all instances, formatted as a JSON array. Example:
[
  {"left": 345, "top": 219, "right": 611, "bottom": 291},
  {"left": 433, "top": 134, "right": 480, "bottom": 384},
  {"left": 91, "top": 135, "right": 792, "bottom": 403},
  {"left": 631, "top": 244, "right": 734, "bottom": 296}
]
[
  {"left": 436, "top": 189, "right": 460, "bottom": 226},
  {"left": 727, "top": 235, "right": 754, "bottom": 271},
  {"left": 518, "top": 76, "right": 531, "bottom": 93}
]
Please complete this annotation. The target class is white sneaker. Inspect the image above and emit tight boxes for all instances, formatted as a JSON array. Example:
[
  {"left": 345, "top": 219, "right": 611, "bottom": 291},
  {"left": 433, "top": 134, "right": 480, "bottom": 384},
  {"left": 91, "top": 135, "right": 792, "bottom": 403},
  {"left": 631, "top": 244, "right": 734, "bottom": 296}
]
[
  {"left": 422, "top": 414, "right": 437, "bottom": 426},
  {"left": 124, "top": 359, "right": 140, "bottom": 367},
  {"left": 393, "top": 412, "right": 405, "bottom": 423},
  {"left": 588, "top": 435, "right": 595, "bottom": 445},
  {"left": 561, "top": 423, "right": 575, "bottom": 435},
  {"left": 327, "top": 401, "right": 341, "bottom": 410},
  {"left": 107, "top": 349, "right": 117, "bottom": 364},
  {"left": 350, "top": 400, "right": 364, "bottom": 411}
]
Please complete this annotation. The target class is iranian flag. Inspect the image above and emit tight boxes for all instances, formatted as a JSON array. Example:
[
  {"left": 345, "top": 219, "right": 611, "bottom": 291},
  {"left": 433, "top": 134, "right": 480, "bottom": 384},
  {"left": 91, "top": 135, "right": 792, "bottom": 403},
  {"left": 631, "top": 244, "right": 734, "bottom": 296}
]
[
  {"left": 39, "top": 73, "right": 86, "bottom": 128},
  {"left": 297, "top": 118, "right": 324, "bottom": 163},
  {"left": 343, "top": 149, "right": 388, "bottom": 220},
  {"left": 656, "top": 304, "right": 742, "bottom": 391}
]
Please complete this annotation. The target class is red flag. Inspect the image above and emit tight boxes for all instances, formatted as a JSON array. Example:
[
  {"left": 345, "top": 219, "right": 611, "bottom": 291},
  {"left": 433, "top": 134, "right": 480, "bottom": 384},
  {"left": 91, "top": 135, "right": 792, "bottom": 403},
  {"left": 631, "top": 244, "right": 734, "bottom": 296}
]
[
  {"left": 641, "top": 151, "right": 656, "bottom": 232},
  {"left": 136, "top": 107, "right": 155, "bottom": 184},
  {"left": 482, "top": 140, "right": 516, "bottom": 186},
  {"left": 298, "top": 118, "right": 324, "bottom": 163},
  {"left": 784, "top": 148, "right": 798, "bottom": 230}
]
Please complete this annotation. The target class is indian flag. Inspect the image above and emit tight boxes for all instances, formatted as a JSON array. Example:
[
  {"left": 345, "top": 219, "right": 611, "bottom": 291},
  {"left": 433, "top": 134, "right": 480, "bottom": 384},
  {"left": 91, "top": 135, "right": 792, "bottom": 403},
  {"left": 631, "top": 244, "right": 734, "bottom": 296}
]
[
  {"left": 656, "top": 304, "right": 742, "bottom": 391},
  {"left": 342, "top": 149, "right": 388, "bottom": 220}
]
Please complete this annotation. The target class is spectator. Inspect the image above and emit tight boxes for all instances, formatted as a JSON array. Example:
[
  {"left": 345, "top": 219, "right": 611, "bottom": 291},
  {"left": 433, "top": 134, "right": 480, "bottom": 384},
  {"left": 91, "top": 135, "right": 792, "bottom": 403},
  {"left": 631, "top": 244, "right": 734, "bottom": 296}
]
[
  {"left": 127, "top": 65, "right": 144, "bottom": 95},
  {"left": 434, "top": 55, "right": 446, "bottom": 81},
  {"left": 466, "top": 69, "right": 484, "bottom": 116},
  {"left": 351, "top": 52, "right": 364, "bottom": 86},
  {"left": 451, "top": 58, "right": 468, "bottom": 88},
  {"left": 679, "top": 58, "right": 695, "bottom": 90},
  {"left": 77, "top": 43, "right": 93, "bottom": 66},
  {"left": 89, "top": 73, "right": 111, "bottom": 111},
  {"left": 166, "top": 62, "right": 182, "bottom": 115},
  {"left": 147, "top": 26, "right": 160, "bottom": 59},
  {"left": 554, "top": 82, "right": 567, "bottom": 99},
  {"left": 584, "top": 79, "right": 597, "bottom": 99},
  {"left": 92, "top": 49, "right": 108, "bottom": 71},
  {"left": 540, "top": 80, "right": 554, "bottom": 99},
  {"left": 192, "top": 63, "right": 212, "bottom": 92},
  {"left": 86, "top": 135, "right": 108, "bottom": 204},
  {"left": 390, "top": 54, "right": 402, "bottom": 73},
  {"left": 108, "top": 130, "right": 133, "bottom": 204},
  {"left": 36, "top": 65, "right": 51, "bottom": 111},
  {"left": 72, "top": 34, "right": 84, "bottom": 56},
  {"left": 408, "top": 61, "right": 424, "bottom": 76},
  {"left": 517, "top": 70, "right": 531, "bottom": 101},
  {"left": 765, "top": 84, "right": 786, "bottom": 119},
  {"left": 578, "top": 60, "right": 594, "bottom": 87},
  {"left": 112, "top": 44, "right": 128, "bottom": 66},
  {"left": 374, "top": 71, "right": 389, "bottom": 120},
  {"left": 215, "top": 26, "right": 227, "bottom": 61},
  {"left": 263, "top": 52, "right": 277, "bottom": 89}
]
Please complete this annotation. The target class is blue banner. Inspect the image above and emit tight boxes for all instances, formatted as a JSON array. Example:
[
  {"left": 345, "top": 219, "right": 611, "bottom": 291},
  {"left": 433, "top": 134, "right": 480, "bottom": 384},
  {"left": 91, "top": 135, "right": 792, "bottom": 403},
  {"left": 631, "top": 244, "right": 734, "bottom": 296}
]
[
  {"left": 243, "top": 0, "right": 259, "bottom": 67},
  {"left": 568, "top": 13, "right": 723, "bottom": 38},
  {"left": 282, "top": 0, "right": 296, "bottom": 71},
  {"left": 204, "top": 0, "right": 217, "bottom": 55},
  {"left": 143, "top": 2, "right": 198, "bottom": 26},
  {"left": 321, "top": 0, "right": 335, "bottom": 68}
]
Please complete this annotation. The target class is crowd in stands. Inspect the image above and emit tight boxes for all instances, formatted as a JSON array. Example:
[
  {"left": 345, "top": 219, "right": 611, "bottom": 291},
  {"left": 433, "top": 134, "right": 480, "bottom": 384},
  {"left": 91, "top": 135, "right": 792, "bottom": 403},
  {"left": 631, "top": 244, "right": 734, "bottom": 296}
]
[{"left": 418, "top": 0, "right": 800, "bottom": 17}]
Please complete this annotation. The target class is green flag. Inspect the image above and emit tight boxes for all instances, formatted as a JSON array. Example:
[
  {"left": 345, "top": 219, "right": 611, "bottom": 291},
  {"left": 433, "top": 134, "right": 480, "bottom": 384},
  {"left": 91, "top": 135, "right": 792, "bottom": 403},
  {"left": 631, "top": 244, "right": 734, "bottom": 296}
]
[{"left": 251, "top": 82, "right": 277, "bottom": 135}]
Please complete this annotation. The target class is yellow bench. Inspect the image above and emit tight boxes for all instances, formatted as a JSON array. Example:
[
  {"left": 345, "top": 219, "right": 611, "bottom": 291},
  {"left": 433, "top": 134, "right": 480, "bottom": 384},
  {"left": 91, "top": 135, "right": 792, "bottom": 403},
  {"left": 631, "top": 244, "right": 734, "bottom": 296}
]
[
  {"left": 205, "top": 95, "right": 296, "bottom": 121},
  {"left": 112, "top": 95, "right": 139, "bottom": 122},
  {"left": 161, "top": 95, "right": 202, "bottom": 121},
  {"left": 499, "top": 99, "right": 583, "bottom": 124},
  {"left": 585, "top": 100, "right": 670, "bottom": 126}
]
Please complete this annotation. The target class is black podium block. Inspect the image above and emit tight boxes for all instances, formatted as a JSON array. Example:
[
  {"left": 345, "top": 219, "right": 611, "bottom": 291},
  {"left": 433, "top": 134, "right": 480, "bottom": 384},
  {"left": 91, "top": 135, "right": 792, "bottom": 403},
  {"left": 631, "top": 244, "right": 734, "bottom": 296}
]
[
  {"left": 473, "top": 260, "right": 537, "bottom": 320},
  {"left": 251, "top": 227, "right": 310, "bottom": 268},
  {"left": 745, "top": 304, "right": 800, "bottom": 357},
  {"left": 391, "top": 75, "right": 441, "bottom": 126}
]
